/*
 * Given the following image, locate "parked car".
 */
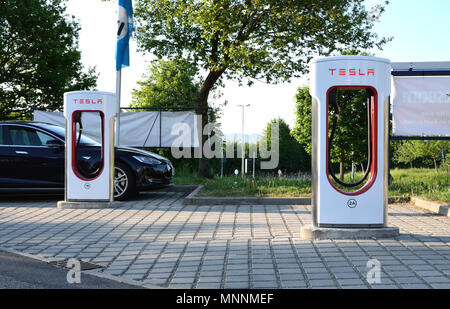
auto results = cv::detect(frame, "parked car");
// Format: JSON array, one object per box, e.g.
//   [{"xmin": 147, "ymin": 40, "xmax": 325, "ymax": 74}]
[{"xmin": 0, "ymin": 121, "xmax": 174, "ymax": 200}]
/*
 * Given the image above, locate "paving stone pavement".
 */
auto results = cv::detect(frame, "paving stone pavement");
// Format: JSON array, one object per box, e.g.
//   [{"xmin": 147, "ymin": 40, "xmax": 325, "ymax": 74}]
[{"xmin": 0, "ymin": 191, "xmax": 449, "ymax": 289}]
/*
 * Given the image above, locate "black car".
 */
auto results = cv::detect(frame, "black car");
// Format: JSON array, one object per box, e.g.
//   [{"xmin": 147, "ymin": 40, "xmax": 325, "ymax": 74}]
[{"xmin": 0, "ymin": 121, "xmax": 174, "ymax": 200}]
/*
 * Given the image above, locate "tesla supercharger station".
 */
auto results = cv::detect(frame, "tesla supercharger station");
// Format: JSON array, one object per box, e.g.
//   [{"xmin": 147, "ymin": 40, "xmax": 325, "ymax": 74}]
[
  {"xmin": 63, "ymin": 91, "xmax": 116, "ymax": 203},
  {"xmin": 309, "ymin": 56, "xmax": 391, "ymax": 228}
]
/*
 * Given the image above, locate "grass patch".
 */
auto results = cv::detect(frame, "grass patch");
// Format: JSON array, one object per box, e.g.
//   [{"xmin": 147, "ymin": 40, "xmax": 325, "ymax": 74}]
[
  {"xmin": 389, "ymin": 168, "xmax": 449, "ymax": 204},
  {"xmin": 173, "ymin": 168, "xmax": 449, "ymax": 203},
  {"xmin": 173, "ymin": 174, "xmax": 311, "ymax": 197}
]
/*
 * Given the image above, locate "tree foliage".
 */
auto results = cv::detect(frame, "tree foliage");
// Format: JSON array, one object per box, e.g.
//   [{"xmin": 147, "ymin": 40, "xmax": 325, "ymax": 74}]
[
  {"xmin": 0, "ymin": 0, "xmax": 97, "ymax": 119},
  {"xmin": 415, "ymin": 140, "xmax": 449, "ymax": 172},
  {"xmin": 292, "ymin": 86, "xmax": 312, "ymax": 153},
  {"xmin": 130, "ymin": 58, "xmax": 224, "ymax": 121},
  {"xmin": 131, "ymin": 58, "xmax": 200, "ymax": 109},
  {"xmin": 393, "ymin": 140, "xmax": 449, "ymax": 172},
  {"xmin": 261, "ymin": 117, "xmax": 309, "ymax": 173},
  {"xmin": 394, "ymin": 140, "xmax": 421, "ymax": 168},
  {"xmin": 134, "ymin": 0, "xmax": 389, "ymax": 84},
  {"xmin": 129, "ymin": 0, "xmax": 389, "ymax": 177}
]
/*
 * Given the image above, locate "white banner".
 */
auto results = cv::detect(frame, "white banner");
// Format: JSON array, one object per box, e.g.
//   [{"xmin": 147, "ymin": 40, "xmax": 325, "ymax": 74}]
[
  {"xmin": 392, "ymin": 76, "xmax": 450, "ymax": 136},
  {"xmin": 34, "ymin": 110, "xmax": 199, "ymax": 148}
]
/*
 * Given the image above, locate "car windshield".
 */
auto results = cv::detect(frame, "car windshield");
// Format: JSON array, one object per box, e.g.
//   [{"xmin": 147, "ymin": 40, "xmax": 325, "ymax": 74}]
[{"xmin": 37, "ymin": 123, "xmax": 100, "ymax": 146}]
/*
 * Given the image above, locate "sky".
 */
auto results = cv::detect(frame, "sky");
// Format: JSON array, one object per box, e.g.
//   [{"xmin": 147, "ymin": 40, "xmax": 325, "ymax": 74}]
[{"xmin": 65, "ymin": 0, "xmax": 450, "ymax": 135}]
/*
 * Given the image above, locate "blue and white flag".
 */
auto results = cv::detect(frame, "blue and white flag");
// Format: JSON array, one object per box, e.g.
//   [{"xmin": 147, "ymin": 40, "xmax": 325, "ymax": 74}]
[{"xmin": 115, "ymin": 0, "xmax": 133, "ymax": 71}]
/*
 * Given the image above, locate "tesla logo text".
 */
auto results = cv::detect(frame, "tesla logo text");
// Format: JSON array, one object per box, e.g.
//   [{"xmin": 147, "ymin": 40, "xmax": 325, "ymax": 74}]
[
  {"xmin": 329, "ymin": 68, "xmax": 375, "ymax": 76},
  {"xmin": 73, "ymin": 99, "xmax": 103, "ymax": 104}
]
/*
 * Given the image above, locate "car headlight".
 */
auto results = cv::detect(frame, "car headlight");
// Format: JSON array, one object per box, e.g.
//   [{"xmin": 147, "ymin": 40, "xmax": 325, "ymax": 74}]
[{"xmin": 132, "ymin": 155, "xmax": 162, "ymax": 165}]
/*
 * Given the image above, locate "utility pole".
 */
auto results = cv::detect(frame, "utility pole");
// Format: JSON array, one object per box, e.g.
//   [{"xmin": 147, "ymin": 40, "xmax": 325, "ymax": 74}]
[
  {"xmin": 252, "ymin": 151, "xmax": 256, "ymax": 178},
  {"xmin": 221, "ymin": 139, "xmax": 225, "ymax": 178},
  {"xmin": 238, "ymin": 104, "xmax": 250, "ymax": 178}
]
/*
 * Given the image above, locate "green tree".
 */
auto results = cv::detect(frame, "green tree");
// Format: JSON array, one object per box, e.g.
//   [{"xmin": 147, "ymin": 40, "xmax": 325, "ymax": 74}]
[
  {"xmin": 131, "ymin": 58, "xmax": 200, "ymax": 109},
  {"xmin": 0, "ymin": 0, "xmax": 97, "ymax": 119},
  {"xmin": 261, "ymin": 118, "xmax": 309, "ymax": 174},
  {"xmin": 131, "ymin": 58, "xmax": 224, "ymax": 121},
  {"xmin": 129, "ymin": 0, "xmax": 389, "ymax": 177},
  {"xmin": 292, "ymin": 87, "xmax": 312, "ymax": 153},
  {"xmin": 394, "ymin": 140, "xmax": 420, "ymax": 168},
  {"xmin": 416, "ymin": 140, "xmax": 450, "ymax": 172}
]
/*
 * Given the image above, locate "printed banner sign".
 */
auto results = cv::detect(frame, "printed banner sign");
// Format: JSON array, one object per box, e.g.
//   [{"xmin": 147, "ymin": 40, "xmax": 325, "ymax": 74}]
[{"xmin": 392, "ymin": 76, "xmax": 450, "ymax": 136}]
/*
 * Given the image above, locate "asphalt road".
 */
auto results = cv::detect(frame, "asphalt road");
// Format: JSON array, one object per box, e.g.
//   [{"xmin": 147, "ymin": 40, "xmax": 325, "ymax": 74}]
[{"xmin": 0, "ymin": 250, "xmax": 141, "ymax": 289}]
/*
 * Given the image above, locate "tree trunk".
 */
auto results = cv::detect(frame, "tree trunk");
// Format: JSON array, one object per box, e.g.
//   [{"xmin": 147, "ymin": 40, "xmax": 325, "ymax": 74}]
[
  {"xmin": 196, "ymin": 69, "xmax": 225, "ymax": 178},
  {"xmin": 410, "ymin": 161, "xmax": 413, "ymax": 169},
  {"xmin": 339, "ymin": 160, "xmax": 344, "ymax": 181},
  {"xmin": 433, "ymin": 158, "xmax": 438, "ymax": 173}
]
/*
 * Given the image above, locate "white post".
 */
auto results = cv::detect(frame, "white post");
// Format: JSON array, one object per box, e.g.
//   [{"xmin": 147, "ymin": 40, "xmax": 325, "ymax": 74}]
[
  {"xmin": 241, "ymin": 105, "xmax": 244, "ymax": 178},
  {"xmin": 115, "ymin": 69, "xmax": 121, "ymax": 146},
  {"xmin": 252, "ymin": 151, "xmax": 256, "ymax": 178},
  {"xmin": 221, "ymin": 139, "xmax": 224, "ymax": 178},
  {"xmin": 238, "ymin": 104, "xmax": 250, "ymax": 178},
  {"xmin": 351, "ymin": 162, "xmax": 355, "ymax": 182}
]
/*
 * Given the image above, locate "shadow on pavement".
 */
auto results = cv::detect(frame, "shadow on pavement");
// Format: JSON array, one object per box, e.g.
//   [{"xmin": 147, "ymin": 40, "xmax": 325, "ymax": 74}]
[{"xmin": 0, "ymin": 250, "xmax": 142, "ymax": 289}]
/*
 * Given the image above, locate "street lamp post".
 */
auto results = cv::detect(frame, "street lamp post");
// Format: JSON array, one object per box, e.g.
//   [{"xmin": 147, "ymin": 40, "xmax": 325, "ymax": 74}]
[{"xmin": 238, "ymin": 104, "xmax": 250, "ymax": 178}]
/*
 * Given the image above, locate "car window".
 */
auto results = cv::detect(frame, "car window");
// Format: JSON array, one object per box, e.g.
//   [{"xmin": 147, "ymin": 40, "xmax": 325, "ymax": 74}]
[
  {"xmin": 38, "ymin": 123, "xmax": 100, "ymax": 146},
  {"xmin": 9, "ymin": 127, "xmax": 39, "ymax": 146},
  {"xmin": 6, "ymin": 126, "xmax": 58, "ymax": 146},
  {"xmin": 36, "ymin": 130, "xmax": 62, "ymax": 146}
]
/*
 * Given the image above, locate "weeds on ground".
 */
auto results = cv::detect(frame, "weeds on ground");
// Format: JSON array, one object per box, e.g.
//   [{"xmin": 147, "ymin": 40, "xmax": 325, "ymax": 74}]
[{"xmin": 173, "ymin": 168, "xmax": 449, "ymax": 203}]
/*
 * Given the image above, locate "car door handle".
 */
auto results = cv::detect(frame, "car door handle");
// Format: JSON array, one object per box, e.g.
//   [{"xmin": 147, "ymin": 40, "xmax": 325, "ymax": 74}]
[{"xmin": 15, "ymin": 151, "xmax": 29, "ymax": 155}]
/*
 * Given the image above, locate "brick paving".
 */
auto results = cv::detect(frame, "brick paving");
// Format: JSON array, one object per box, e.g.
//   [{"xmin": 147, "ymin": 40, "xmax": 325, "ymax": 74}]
[{"xmin": 0, "ymin": 192, "xmax": 449, "ymax": 289}]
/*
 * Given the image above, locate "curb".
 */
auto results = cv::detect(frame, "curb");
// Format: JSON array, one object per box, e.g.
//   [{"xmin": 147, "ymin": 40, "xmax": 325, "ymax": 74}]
[
  {"xmin": 184, "ymin": 196, "xmax": 312, "ymax": 206},
  {"xmin": 411, "ymin": 196, "xmax": 450, "ymax": 217},
  {"xmin": 183, "ymin": 186, "xmax": 410, "ymax": 206},
  {"xmin": 185, "ymin": 185, "xmax": 204, "ymax": 199},
  {"xmin": 0, "ymin": 246, "xmax": 158, "ymax": 289},
  {"xmin": 183, "ymin": 185, "xmax": 310, "ymax": 205},
  {"xmin": 153, "ymin": 185, "xmax": 200, "ymax": 193}
]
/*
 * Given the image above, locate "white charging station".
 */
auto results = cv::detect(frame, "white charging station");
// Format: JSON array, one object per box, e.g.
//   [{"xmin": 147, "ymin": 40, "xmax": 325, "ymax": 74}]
[
  {"xmin": 62, "ymin": 91, "xmax": 116, "ymax": 203},
  {"xmin": 309, "ymin": 56, "xmax": 392, "ymax": 228}
]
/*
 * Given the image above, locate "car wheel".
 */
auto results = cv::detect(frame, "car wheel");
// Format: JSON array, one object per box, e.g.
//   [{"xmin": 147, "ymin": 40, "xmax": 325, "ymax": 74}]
[{"xmin": 114, "ymin": 162, "xmax": 136, "ymax": 201}]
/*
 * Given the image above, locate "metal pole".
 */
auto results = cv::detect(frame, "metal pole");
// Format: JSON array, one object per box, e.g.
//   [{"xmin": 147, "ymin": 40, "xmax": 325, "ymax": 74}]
[
  {"xmin": 115, "ymin": 69, "xmax": 122, "ymax": 146},
  {"xmin": 351, "ymin": 162, "xmax": 355, "ymax": 182},
  {"xmin": 252, "ymin": 151, "xmax": 256, "ymax": 178},
  {"xmin": 388, "ymin": 96, "xmax": 392, "ymax": 185},
  {"xmin": 221, "ymin": 139, "xmax": 224, "ymax": 178},
  {"xmin": 241, "ymin": 105, "xmax": 245, "ymax": 178},
  {"xmin": 238, "ymin": 104, "xmax": 250, "ymax": 178}
]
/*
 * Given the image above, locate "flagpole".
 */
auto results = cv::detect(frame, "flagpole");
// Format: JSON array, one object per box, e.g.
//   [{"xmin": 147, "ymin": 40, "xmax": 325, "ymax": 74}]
[
  {"xmin": 115, "ymin": 0, "xmax": 132, "ymax": 147},
  {"xmin": 115, "ymin": 69, "xmax": 121, "ymax": 146}
]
